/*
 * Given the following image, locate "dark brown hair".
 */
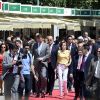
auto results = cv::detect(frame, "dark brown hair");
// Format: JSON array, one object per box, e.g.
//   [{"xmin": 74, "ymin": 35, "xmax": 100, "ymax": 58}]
[
  {"xmin": 0, "ymin": 43, "xmax": 8, "ymax": 53},
  {"xmin": 60, "ymin": 41, "xmax": 67, "ymax": 50}
]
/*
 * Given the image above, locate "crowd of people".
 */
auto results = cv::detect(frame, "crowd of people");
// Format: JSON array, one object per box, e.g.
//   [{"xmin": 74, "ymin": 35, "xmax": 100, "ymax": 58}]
[{"xmin": 0, "ymin": 32, "xmax": 100, "ymax": 100}]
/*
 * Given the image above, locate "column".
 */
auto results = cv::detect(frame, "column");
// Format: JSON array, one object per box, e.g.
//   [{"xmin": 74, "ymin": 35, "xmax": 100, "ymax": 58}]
[{"xmin": 51, "ymin": 25, "xmax": 59, "ymax": 41}]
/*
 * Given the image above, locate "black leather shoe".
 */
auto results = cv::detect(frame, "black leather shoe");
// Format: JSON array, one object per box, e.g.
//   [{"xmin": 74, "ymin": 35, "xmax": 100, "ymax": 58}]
[
  {"xmin": 46, "ymin": 91, "xmax": 49, "ymax": 94},
  {"xmin": 41, "ymin": 93, "xmax": 45, "ymax": 98},
  {"xmin": 49, "ymin": 92, "xmax": 52, "ymax": 96},
  {"xmin": 35, "ymin": 94, "xmax": 40, "ymax": 98}
]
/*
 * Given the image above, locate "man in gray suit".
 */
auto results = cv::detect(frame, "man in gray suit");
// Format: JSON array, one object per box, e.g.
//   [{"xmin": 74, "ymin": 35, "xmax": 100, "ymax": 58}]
[
  {"xmin": 32, "ymin": 34, "xmax": 50, "ymax": 98},
  {"xmin": 86, "ymin": 47, "xmax": 100, "ymax": 100}
]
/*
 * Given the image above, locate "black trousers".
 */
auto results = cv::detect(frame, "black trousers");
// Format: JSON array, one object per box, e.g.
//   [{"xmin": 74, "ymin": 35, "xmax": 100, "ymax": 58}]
[
  {"xmin": 30, "ymin": 72, "xmax": 36, "ymax": 94},
  {"xmin": 4, "ymin": 73, "xmax": 14, "ymax": 100},
  {"xmin": 47, "ymin": 62, "xmax": 55, "ymax": 93},
  {"xmin": 74, "ymin": 70, "xmax": 85, "ymax": 99},
  {"xmin": 18, "ymin": 74, "xmax": 31, "ymax": 100},
  {"xmin": 93, "ymin": 78, "xmax": 100, "ymax": 100}
]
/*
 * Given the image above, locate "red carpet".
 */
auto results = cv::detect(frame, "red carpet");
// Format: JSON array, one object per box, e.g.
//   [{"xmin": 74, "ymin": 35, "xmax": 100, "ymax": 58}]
[{"xmin": 29, "ymin": 90, "xmax": 75, "ymax": 100}]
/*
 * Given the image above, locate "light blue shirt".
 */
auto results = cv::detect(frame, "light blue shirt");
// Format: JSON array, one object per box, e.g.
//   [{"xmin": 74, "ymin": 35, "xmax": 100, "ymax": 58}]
[{"xmin": 21, "ymin": 53, "xmax": 32, "ymax": 75}]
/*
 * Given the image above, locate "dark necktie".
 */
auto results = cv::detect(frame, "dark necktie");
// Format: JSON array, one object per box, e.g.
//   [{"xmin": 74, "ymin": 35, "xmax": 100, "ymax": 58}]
[{"xmin": 80, "ymin": 56, "xmax": 85, "ymax": 71}]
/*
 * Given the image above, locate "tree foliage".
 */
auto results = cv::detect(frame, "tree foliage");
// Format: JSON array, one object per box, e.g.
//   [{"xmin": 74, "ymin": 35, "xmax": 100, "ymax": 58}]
[{"xmin": 3, "ymin": 0, "xmax": 100, "ymax": 9}]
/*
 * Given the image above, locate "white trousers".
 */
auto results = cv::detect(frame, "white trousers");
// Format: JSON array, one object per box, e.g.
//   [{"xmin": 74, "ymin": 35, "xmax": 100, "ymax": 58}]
[{"xmin": 57, "ymin": 64, "xmax": 68, "ymax": 96}]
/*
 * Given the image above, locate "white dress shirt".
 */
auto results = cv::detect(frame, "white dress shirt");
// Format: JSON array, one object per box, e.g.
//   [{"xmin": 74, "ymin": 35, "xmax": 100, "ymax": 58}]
[
  {"xmin": 95, "ymin": 59, "xmax": 100, "ymax": 79},
  {"xmin": 89, "ymin": 45, "xmax": 92, "ymax": 54},
  {"xmin": 49, "ymin": 43, "xmax": 54, "ymax": 54},
  {"xmin": 38, "ymin": 42, "xmax": 43, "ymax": 55},
  {"xmin": 68, "ymin": 43, "xmax": 72, "ymax": 52},
  {"xmin": 77, "ymin": 56, "xmax": 83, "ymax": 70},
  {"xmin": 13, "ymin": 54, "xmax": 18, "ymax": 74},
  {"xmin": 84, "ymin": 52, "xmax": 90, "ymax": 62}
]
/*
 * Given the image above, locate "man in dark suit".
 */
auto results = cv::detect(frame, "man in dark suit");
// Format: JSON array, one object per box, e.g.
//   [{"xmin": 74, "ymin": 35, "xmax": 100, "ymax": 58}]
[
  {"xmin": 74, "ymin": 44, "xmax": 93, "ymax": 100},
  {"xmin": 32, "ymin": 34, "xmax": 50, "ymax": 98},
  {"xmin": 46, "ymin": 36, "xmax": 59, "ymax": 95},
  {"xmin": 86, "ymin": 47, "xmax": 100, "ymax": 100},
  {"xmin": 87, "ymin": 39, "xmax": 97, "ymax": 56},
  {"xmin": 66, "ymin": 35, "xmax": 78, "ymax": 91},
  {"xmin": 74, "ymin": 48, "xmax": 84, "ymax": 100}
]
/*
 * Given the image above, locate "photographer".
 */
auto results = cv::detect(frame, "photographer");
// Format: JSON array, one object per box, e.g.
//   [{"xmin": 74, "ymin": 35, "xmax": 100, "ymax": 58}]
[
  {"xmin": 2, "ymin": 43, "xmax": 18, "ymax": 100},
  {"xmin": 18, "ymin": 43, "xmax": 37, "ymax": 100},
  {"xmin": 11, "ymin": 46, "xmax": 23, "ymax": 100}
]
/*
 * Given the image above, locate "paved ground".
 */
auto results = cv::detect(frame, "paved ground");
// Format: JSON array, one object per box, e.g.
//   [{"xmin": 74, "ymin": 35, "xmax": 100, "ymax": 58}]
[
  {"xmin": 0, "ymin": 96, "xmax": 4, "ymax": 100},
  {"xmin": 0, "ymin": 80, "xmax": 75, "ymax": 100}
]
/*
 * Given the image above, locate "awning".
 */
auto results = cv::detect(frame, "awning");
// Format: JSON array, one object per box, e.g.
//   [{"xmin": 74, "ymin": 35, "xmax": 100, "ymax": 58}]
[
  {"xmin": 9, "ymin": 17, "xmax": 65, "ymax": 24},
  {"xmin": 24, "ymin": 23, "xmax": 51, "ymax": 28},
  {"xmin": 93, "ymin": 20, "xmax": 100, "ymax": 27},
  {"xmin": 58, "ymin": 24, "xmax": 65, "ymax": 29},
  {"xmin": 67, "ymin": 25, "xmax": 74, "ymax": 30},
  {"xmin": 0, "ymin": 23, "xmax": 13, "ymax": 31},
  {"xmin": 0, "ymin": 16, "xmax": 81, "ymax": 30},
  {"xmin": 9, "ymin": 17, "xmax": 66, "ymax": 29},
  {"xmin": 74, "ymin": 26, "xmax": 81, "ymax": 31},
  {"xmin": 0, "ymin": 17, "xmax": 10, "ymax": 22},
  {"xmin": 13, "ymin": 22, "xmax": 24, "ymax": 29},
  {"xmin": 80, "ymin": 20, "xmax": 95, "ymax": 26},
  {"xmin": 12, "ymin": 22, "xmax": 51, "ymax": 29}
]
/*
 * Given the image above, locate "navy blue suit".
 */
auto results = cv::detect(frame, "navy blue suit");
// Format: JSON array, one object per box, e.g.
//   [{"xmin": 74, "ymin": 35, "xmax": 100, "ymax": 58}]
[
  {"xmin": 50, "ymin": 43, "xmax": 59, "ymax": 69},
  {"xmin": 67, "ymin": 43, "xmax": 78, "ymax": 90},
  {"xmin": 47, "ymin": 43, "xmax": 59, "ymax": 94},
  {"xmin": 74, "ymin": 54, "xmax": 94, "ymax": 99},
  {"xmin": 68, "ymin": 43, "xmax": 78, "ymax": 74}
]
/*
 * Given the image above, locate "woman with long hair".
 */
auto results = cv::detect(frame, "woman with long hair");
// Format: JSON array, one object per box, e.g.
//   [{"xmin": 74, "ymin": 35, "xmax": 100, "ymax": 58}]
[
  {"xmin": 57, "ymin": 41, "xmax": 72, "ymax": 98},
  {"xmin": 0, "ymin": 43, "xmax": 7, "ymax": 95}
]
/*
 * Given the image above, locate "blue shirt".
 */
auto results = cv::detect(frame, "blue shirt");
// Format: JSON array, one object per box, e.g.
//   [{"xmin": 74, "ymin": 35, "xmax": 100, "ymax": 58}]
[{"xmin": 21, "ymin": 53, "xmax": 32, "ymax": 75}]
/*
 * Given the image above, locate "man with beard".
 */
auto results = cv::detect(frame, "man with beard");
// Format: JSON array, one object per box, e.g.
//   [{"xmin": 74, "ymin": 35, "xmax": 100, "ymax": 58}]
[{"xmin": 18, "ymin": 43, "xmax": 36, "ymax": 100}]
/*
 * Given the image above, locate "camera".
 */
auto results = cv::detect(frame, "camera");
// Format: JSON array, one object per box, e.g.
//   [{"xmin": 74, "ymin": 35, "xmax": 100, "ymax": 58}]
[
  {"xmin": 16, "ymin": 53, "xmax": 23, "ymax": 66},
  {"xmin": 16, "ymin": 54, "xmax": 23, "ymax": 74},
  {"xmin": 16, "ymin": 60, "xmax": 22, "ymax": 66}
]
